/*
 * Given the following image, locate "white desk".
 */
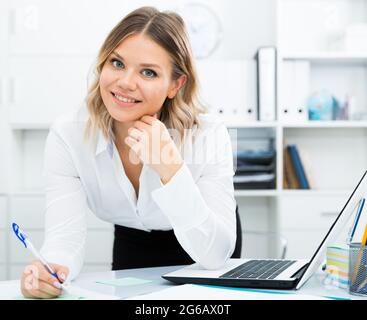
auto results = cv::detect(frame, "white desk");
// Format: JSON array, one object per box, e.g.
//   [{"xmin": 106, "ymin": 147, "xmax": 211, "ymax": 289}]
[{"xmin": 1, "ymin": 265, "xmax": 365, "ymax": 300}]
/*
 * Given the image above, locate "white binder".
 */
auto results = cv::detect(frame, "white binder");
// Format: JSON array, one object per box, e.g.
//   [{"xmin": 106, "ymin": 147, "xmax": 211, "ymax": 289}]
[
  {"xmin": 257, "ymin": 47, "xmax": 276, "ymax": 121},
  {"xmin": 279, "ymin": 60, "xmax": 310, "ymax": 123},
  {"xmin": 241, "ymin": 59, "xmax": 258, "ymax": 122},
  {"xmin": 196, "ymin": 59, "xmax": 257, "ymax": 123}
]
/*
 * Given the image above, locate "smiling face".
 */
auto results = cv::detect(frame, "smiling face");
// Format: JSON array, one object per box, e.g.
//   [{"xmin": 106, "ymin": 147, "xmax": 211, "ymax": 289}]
[{"xmin": 99, "ymin": 33, "xmax": 185, "ymax": 124}]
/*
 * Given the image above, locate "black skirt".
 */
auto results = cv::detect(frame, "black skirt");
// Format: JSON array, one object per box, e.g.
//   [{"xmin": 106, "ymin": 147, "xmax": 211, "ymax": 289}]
[{"xmin": 112, "ymin": 224, "xmax": 195, "ymax": 270}]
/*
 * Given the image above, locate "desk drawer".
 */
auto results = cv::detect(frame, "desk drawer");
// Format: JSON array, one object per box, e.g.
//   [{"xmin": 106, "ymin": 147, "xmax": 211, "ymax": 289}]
[
  {"xmin": 283, "ymin": 230, "xmax": 326, "ymax": 259},
  {"xmin": 0, "ymin": 231, "xmax": 6, "ymax": 263},
  {"xmin": 0, "ymin": 265, "xmax": 6, "ymax": 281},
  {"xmin": 278, "ymin": 195, "xmax": 347, "ymax": 230},
  {"xmin": 81, "ymin": 264, "xmax": 111, "ymax": 274},
  {"xmin": 0, "ymin": 197, "xmax": 7, "ymax": 228},
  {"xmin": 10, "ymin": 196, "xmax": 45, "ymax": 229},
  {"xmin": 9, "ymin": 265, "xmax": 24, "ymax": 280},
  {"xmin": 85, "ymin": 230, "xmax": 113, "ymax": 264}
]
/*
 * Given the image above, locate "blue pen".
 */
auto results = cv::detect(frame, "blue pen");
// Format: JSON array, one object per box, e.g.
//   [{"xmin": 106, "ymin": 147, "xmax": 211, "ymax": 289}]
[
  {"xmin": 347, "ymin": 198, "xmax": 365, "ymax": 244},
  {"xmin": 12, "ymin": 223, "xmax": 68, "ymax": 291}
]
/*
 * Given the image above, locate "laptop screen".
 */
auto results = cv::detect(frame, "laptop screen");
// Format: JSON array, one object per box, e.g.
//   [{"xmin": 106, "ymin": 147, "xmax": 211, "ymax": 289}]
[{"xmin": 296, "ymin": 170, "xmax": 367, "ymax": 289}]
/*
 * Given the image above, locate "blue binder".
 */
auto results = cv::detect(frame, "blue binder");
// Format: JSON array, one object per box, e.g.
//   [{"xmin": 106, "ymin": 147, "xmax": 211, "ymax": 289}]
[{"xmin": 287, "ymin": 145, "xmax": 310, "ymax": 189}]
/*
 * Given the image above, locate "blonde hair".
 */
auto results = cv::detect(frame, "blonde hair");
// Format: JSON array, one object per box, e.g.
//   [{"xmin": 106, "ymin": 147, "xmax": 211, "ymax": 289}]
[{"xmin": 85, "ymin": 6, "xmax": 207, "ymax": 143}]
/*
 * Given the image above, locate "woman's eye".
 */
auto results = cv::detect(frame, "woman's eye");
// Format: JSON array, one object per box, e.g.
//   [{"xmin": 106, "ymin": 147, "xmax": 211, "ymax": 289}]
[
  {"xmin": 110, "ymin": 59, "xmax": 124, "ymax": 69},
  {"xmin": 142, "ymin": 69, "xmax": 157, "ymax": 78}
]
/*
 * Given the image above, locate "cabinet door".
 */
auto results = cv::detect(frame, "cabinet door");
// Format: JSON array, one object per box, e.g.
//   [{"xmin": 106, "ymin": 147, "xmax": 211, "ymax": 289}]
[
  {"xmin": 279, "ymin": 195, "xmax": 347, "ymax": 230},
  {"xmin": 0, "ymin": 265, "xmax": 6, "ymax": 281},
  {"xmin": 10, "ymin": 195, "xmax": 45, "ymax": 229},
  {"xmin": 242, "ymin": 231, "xmax": 286, "ymax": 259},
  {"xmin": 279, "ymin": 195, "xmax": 349, "ymax": 259},
  {"xmin": 9, "ymin": 265, "xmax": 24, "ymax": 280},
  {"xmin": 85, "ymin": 230, "xmax": 113, "ymax": 264},
  {"xmin": 282, "ymin": 230, "xmax": 326, "ymax": 259},
  {"xmin": 284, "ymin": 228, "xmax": 349, "ymax": 260},
  {"xmin": 81, "ymin": 264, "xmax": 111, "ymax": 274},
  {"xmin": 0, "ymin": 230, "xmax": 6, "ymax": 263},
  {"xmin": 0, "ymin": 196, "xmax": 7, "ymax": 228},
  {"xmin": 8, "ymin": 56, "xmax": 93, "ymax": 125}
]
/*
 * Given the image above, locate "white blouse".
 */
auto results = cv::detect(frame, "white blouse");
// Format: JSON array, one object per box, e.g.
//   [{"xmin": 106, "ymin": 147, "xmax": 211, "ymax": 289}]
[{"xmin": 40, "ymin": 107, "xmax": 236, "ymax": 280}]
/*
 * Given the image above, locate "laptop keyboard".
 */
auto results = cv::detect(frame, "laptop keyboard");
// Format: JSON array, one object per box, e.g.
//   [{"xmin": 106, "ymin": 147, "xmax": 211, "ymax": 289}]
[{"xmin": 219, "ymin": 260, "xmax": 296, "ymax": 280}]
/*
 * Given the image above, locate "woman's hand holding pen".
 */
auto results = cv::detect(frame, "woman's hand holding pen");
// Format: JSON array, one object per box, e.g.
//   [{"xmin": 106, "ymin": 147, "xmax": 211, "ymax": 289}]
[
  {"xmin": 124, "ymin": 114, "xmax": 183, "ymax": 184},
  {"xmin": 21, "ymin": 260, "xmax": 69, "ymax": 299}
]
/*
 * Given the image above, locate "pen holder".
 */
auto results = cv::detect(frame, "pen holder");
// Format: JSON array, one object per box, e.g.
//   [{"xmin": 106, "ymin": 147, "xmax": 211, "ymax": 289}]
[{"xmin": 349, "ymin": 243, "xmax": 367, "ymax": 296}]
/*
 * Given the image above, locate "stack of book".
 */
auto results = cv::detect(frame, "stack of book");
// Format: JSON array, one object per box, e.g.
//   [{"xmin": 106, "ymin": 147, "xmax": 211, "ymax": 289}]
[
  {"xmin": 233, "ymin": 149, "xmax": 276, "ymax": 190},
  {"xmin": 283, "ymin": 144, "xmax": 310, "ymax": 189},
  {"xmin": 325, "ymin": 244, "xmax": 349, "ymax": 289}
]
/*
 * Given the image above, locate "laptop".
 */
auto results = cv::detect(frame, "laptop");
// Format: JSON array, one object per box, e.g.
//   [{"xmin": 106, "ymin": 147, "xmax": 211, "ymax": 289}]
[{"xmin": 162, "ymin": 170, "xmax": 367, "ymax": 290}]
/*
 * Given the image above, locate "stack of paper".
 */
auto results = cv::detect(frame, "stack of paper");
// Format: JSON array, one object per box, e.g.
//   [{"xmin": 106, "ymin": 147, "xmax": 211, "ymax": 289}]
[{"xmin": 325, "ymin": 244, "xmax": 349, "ymax": 289}]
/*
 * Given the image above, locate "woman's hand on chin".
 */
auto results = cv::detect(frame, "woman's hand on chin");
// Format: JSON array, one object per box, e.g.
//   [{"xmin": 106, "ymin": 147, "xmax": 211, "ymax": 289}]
[{"xmin": 124, "ymin": 114, "xmax": 183, "ymax": 184}]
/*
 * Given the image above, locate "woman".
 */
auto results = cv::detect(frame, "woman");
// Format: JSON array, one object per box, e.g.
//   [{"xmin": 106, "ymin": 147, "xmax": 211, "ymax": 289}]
[{"xmin": 21, "ymin": 6, "xmax": 236, "ymax": 299}]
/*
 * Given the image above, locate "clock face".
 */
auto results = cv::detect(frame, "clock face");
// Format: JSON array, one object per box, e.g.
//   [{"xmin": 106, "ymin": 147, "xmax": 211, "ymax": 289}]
[{"xmin": 178, "ymin": 3, "xmax": 222, "ymax": 59}]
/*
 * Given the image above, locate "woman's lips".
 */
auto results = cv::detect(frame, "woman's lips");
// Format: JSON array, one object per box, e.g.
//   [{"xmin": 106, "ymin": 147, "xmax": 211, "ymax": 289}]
[{"xmin": 111, "ymin": 92, "xmax": 141, "ymax": 108}]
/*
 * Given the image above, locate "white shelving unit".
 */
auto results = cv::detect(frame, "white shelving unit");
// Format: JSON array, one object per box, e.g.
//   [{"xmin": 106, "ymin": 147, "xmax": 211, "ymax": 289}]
[
  {"xmin": 235, "ymin": 0, "xmax": 367, "ymax": 260},
  {"xmin": 234, "ymin": 190, "xmax": 278, "ymax": 197},
  {"xmin": 225, "ymin": 121, "xmax": 277, "ymax": 129},
  {"xmin": 274, "ymin": 0, "xmax": 367, "ymax": 258},
  {"xmin": 282, "ymin": 51, "xmax": 367, "ymax": 63},
  {"xmin": 1, "ymin": 0, "xmax": 367, "ymax": 280}
]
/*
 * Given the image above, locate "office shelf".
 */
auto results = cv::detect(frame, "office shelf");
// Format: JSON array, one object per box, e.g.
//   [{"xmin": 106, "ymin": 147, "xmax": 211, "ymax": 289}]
[
  {"xmin": 233, "ymin": 189, "xmax": 352, "ymax": 198},
  {"xmin": 281, "ymin": 51, "xmax": 367, "ymax": 64},
  {"xmin": 234, "ymin": 190, "xmax": 278, "ymax": 197},
  {"xmin": 281, "ymin": 121, "xmax": 367, "ymax": 129},
  {"xmin": 281, "ymin": 189, "xmax": 351, "ymax": 197},
  {"xmin": 225, "ymin": 121, "xmax": 277, "ymax": 128}
]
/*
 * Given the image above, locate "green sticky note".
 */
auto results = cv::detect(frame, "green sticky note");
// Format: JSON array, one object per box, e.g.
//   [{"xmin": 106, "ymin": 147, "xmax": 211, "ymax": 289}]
[
  {"xmin": 15, "ymin": 293, "xmax": 86, "ymax": 300},
  {"xmin": 96, "ymin": 277, "xmax": 153, "ymax": 287}
]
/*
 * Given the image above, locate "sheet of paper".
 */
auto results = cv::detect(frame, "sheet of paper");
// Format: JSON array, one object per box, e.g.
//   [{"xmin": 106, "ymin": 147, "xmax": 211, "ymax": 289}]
[
  {"xmin": 44, "ymin": 285, "xmax": 120, "ymax": 300},
  {"xmin": 15, "ymin": 292, "xmax": 85, "ymax": 300},
  {"xmin": 96, "ymin": 277, "xmax": 153, "ymax": 287},
  {"xmin": 128, "ymin": 284, "xmax": 332, "ymax": 300},
  {"xmin": 0, "ymin": 280, "xmax": 120, "ymax": 300}
]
